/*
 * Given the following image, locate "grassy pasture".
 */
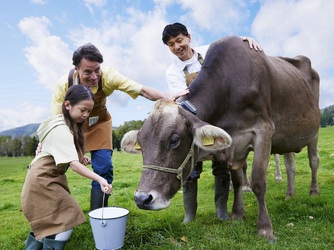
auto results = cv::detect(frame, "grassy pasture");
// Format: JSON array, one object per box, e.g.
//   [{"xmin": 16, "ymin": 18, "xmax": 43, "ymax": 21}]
[{"xmin": 0, "ymin": 126, "xmax": 333, "ymax": 249}]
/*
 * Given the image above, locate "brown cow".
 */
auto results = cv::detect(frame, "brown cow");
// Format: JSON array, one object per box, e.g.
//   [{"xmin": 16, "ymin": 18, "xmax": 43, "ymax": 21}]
[{"xmin": 121, "ymin": 36, "xmax": 320, "ymax": 242}]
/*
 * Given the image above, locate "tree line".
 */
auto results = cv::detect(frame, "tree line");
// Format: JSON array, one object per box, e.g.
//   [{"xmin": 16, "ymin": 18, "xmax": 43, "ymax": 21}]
[
  {"xmin": 0, "ymin": 135, "xmax": 39, "ymax": 157},
  {"xmin": 0, "ymin": 120, "xmax": 144, "ymax": 157},
  {"xmin": 320, "ymin": 108, "xmax": 334, "ymax": 127},
  {"xmin": 112, "ymin": 120, "xmax": 144, "ymax": 151}
]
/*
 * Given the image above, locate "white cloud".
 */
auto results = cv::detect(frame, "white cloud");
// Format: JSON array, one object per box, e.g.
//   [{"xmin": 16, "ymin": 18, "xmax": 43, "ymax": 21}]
[
  {"xmin": 84, "ymin": 0, "xmax": 107, "ymax": 14},
  {"xmin": 176, "ymin": 0, "xmax": 253, "ymax": 35},
  {"xmin": 0, "ymin": 104, "xmax": 48, "ymax": 132},
  {"xmin": 253, "ymin": 0, "xmax": 334, "ymax": 67},
  {"xmin": 31, "ymin": 0, "xmax": 47, "ymax": 4},
  {"xmin": 252, "ymin": 0, "xmax": 334, "ymax": 109},
  {"xmin": 84, "ymin": 0, "xmax": 107, "ymax": 7},
  {"xmin": 18, "ymin": 16, "xmax": 73, "ymax": 91}
]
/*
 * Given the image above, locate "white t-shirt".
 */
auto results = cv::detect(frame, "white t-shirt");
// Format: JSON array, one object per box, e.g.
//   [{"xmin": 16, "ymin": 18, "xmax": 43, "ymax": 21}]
[{"xmin": 166, "ymin": 45, "xmax": 210, "ymax": 94}]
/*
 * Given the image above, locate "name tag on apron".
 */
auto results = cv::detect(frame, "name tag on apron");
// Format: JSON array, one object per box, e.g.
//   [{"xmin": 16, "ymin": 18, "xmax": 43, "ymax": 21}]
[{"xmin": 89, "ymin": 116, "xmax": 99, "ymax": 127}]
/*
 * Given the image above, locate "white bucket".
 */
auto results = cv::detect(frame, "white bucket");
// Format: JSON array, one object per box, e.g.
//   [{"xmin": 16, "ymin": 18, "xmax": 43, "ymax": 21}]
[{"xmin": 88, "ymin": 207, "xmax": 129, "ymax": 250}]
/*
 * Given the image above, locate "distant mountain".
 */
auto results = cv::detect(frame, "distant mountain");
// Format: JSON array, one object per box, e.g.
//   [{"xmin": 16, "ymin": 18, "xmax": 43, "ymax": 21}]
[
  {"xmin": 0, "ymin": 123, "xmax": 119, "ymax": 138},
  {"xmin": 0, "ymin": 123, "xmax": 40, "ymax": 138}
]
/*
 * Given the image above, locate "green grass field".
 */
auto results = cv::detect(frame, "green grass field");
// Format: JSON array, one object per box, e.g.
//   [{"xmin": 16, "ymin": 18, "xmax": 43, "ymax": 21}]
[{"xmin": 1, "ymin": 126, "xmax": 333, "ymax": 249}]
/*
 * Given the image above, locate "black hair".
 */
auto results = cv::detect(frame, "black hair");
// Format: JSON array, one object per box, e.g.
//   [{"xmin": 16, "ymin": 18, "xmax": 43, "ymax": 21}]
[
  {"xmin": 162, "ymin": 22, "xmax": 189, "ymax": 45},
  {"xmin": 72, "ymin": 43, "xmax": 104, "ymax": 67},
  {"xmin": 62, "ymin": 85, "xmax": 94, "ymax": 161}
]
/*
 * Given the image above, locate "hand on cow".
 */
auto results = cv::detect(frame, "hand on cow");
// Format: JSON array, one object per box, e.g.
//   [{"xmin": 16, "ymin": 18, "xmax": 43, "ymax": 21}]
[
  {"xmin": 172, "ymin": 89, "xmax": 190, "ymax": 102},
  {"xmin": 35, "ymin": 142, "xmax": 42, "ymax": 156},
  {"xmin": 241, "ymin": 36, "xmax": 263, "ymax": 51},
  {"xmin": 82, "ymin": 156, "xmax": 91, "ymax": 166}
]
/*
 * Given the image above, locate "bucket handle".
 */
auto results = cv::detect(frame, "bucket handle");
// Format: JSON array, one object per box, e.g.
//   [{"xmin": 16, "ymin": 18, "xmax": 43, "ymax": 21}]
[{"xmin": 101, "ymin": 189, "xmax": 107, "ymax": 227}]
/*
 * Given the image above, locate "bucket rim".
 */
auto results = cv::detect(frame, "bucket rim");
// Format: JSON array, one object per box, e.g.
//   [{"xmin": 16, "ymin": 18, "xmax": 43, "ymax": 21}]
[{"xmin": 88, "ymin": 206, "xmax": 129, "ymax": 220}]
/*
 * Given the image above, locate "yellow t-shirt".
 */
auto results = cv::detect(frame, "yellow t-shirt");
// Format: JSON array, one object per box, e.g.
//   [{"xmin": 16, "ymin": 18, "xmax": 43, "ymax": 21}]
[{"xmin": 51, "ymin": 66, "xmax": 143, "ymax": 115}]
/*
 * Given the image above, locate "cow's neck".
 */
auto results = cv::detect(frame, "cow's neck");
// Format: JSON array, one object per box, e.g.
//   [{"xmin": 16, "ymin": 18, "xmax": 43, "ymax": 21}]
[{"xmin": 184, "ymin": 73, "xmax": 224, "ymax": 124}]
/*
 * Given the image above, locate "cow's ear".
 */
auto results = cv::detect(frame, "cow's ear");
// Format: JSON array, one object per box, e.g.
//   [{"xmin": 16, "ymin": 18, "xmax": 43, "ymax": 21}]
[
  {"xmin": 121, "ymin": 130, "xmax": 142, "ymax": 154},
  {"xmin": 178, "ymin": 106, "xmax": 232, "ymax": 151},
  {"xmin": 193, "ymin": 124, "xmax": 232, "ymax": 152}
]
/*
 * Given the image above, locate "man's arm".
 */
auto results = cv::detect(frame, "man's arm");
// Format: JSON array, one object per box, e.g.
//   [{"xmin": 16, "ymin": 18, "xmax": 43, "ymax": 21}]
[
  {"xmin": 139, "ymin": 86, "xmax": 170, "ymax": 101},
  {"xmin": 139, "ymin": 86, "xmax": 189, "ymax": 101}
]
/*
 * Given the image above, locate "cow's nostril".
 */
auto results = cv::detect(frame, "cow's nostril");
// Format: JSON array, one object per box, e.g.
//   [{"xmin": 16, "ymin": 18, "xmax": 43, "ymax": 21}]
[
  {"xmin": 143, "ymin": 194, "xmax": 153, "ymax": 206},
  {"xmin": 134, "ymin": 193, "xmax": 153, "ymax": 209}
]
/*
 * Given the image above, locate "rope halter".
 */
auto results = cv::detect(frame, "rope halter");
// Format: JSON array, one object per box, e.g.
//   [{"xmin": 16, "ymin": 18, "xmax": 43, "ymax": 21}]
[{"xmin": 142, "ymin": 142, "xmax": 195, "ymax": 187}]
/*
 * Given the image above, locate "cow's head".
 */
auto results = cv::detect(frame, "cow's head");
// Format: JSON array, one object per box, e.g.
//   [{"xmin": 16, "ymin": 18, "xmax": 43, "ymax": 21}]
[{"xmin": 121, "ymin": 98, "xmax": 232, "ymax": 210}]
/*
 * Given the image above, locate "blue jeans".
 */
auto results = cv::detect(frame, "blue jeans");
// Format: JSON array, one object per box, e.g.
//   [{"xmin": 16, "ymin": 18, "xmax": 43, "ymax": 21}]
[{"xmin": 91, "ymin": 149, "xmax": 114, "ymax": 190}]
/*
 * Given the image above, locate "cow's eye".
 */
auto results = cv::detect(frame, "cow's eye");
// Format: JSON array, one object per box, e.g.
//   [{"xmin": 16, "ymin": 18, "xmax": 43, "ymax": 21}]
[{"xmin": 170, "ymin": 134, "xmax": 180, "ymax": 148}]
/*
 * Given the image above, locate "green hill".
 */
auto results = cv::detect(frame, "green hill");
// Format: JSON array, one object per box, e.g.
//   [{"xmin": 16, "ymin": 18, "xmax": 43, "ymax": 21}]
[
  {"xmin": 0, "ymin": 123, "xmax": 40, "ymax": 138},
  {"xmin": 0, "ymin": 123, "xmax": 119, "ymax": 138}
]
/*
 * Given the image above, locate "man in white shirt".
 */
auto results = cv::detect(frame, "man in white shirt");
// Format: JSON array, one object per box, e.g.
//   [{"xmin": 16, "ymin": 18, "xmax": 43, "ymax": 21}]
[{"xmin": 162, "ymin": 22, "xmax": 262, "ymax": 223}]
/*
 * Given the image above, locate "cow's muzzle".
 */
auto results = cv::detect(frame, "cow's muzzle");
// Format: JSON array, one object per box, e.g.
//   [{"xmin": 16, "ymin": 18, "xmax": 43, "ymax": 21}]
[{"xmin": 134, "ymin": 192, "xmax": 153, "ymax": 210}]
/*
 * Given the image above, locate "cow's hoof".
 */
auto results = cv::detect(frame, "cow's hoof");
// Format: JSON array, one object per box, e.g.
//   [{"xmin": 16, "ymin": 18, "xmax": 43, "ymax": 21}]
[
  {"xmin": 268, "ymin": 234, "xmax": 277, "ymax": 244},
  {"xmin": 275, "ymin": 177, "xmax": 283, "ymax": 182},
  {"xmin": 310, "ymin": 188, "xmax": 320, "ymax": 196},
  {"xmin": 216, "ymin": 210, "xmax": 229, "ymax": 220},
  {"xmin": 285, "ymin": 193, "xmax": 295, "ymax": 200},
  {"xmin": 217, "ymin": 215, "xmax": 229, "ymax": 221},
  {"xmin": 231, "ymin": 213, "xmax": 245, "ymax": 220},
  {"xmin": 182, "ymin": 215, "xmax": 195, "ymax": 224},
  {"xmin": 258, "ymin": 229, "xmax": 276, "ymax": 243}
]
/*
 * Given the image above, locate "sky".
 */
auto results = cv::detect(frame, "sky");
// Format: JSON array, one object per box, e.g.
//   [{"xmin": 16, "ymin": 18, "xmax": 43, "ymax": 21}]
[{"xmin": 1, "ymin": 0, "xmax": 333, "ymax": 132}]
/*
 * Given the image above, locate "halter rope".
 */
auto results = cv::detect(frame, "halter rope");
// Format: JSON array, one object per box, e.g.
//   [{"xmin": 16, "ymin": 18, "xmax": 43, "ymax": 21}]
[{"xmin": 142, "ymin": 142, "xmax": 195, "ymax": 187}]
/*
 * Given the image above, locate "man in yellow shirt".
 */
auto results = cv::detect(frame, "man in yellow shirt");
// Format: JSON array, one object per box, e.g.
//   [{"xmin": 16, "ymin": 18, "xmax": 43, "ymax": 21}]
[{"xmin": 51, "ymin": 43, "xmax": 181, "ymax": 210}]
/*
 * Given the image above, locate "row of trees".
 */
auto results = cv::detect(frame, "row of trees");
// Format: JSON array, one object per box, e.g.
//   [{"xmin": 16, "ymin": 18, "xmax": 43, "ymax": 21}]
[
  {"xmin": 0, "ymin": 136, "xmax": 39, "ymax": 157},
  {"xmin": 112, "ymin": 120, "xmax": 144, "ymax": 150},
  {"xmin": 0, "ymin": 120, "xmax": 144, "ymax": 157},
  {"xmin": 320, "ymin": 108, "xmax": 334, "ymax": 127}
]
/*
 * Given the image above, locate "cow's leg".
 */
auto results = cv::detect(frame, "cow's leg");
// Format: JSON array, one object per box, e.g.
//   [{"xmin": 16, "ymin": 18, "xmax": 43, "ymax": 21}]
[
  {"xmin": 230, "ymin": 168, "xmax": 245, "ymax": 220},
  {"xmin": 242, "ymin": 162, "xmax": 252, "ymax": 192},
  {"xmin": 307, "ymin": 137, "xmax": 320, "ymax": 196},
  {"xmin": 230, "ymin": 162, "xmax": 251, "ymax": 192},
  {"xmin": 251, "ymin": 137, "xmax": 276, "ymax": 242},
  {"xmin": 274, "ymin": 154, "xmax": 282, "ymax": 182},
  {"xmin": 182, "ymin": 162, "xmax": 202, "ymax": 223},
  {"xmin": 212, "ymin": 160, "xmax": 230, "ymax": 220},
  {"xmin": 284, "ymin": 153, "xmax": 296, "ymax": 198}
]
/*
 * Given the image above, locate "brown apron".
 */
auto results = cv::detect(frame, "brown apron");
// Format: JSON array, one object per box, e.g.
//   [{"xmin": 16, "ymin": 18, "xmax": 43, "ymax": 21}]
[
  {"xmin": 68, "ymin": 70, "xmax": 113, "ymax": 152},
  {"xmin": 183, "ymin": 53, "xmax": 204, "ymax": 86},
  {"xmin": 82, "ymin": 89, "xmax": 112, "ymax": 151},
  {"xmin": 21, "ymin": 156, "xmax": 86, "ymax": 240}
]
